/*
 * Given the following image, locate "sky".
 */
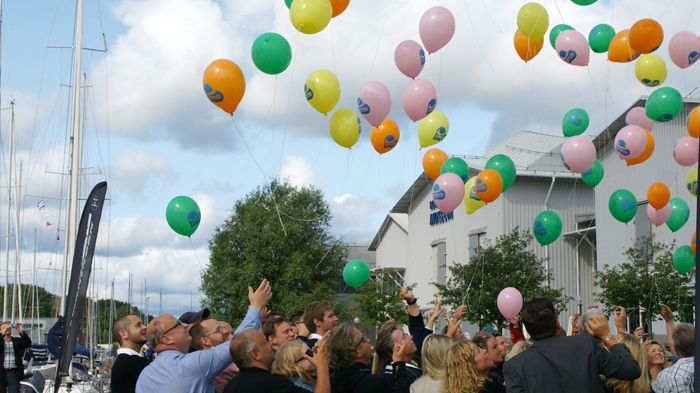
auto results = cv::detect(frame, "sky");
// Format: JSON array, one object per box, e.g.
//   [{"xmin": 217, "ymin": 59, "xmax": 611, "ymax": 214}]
[{"xmin": 0, "ymin": 0, "xmax": 698, "ymax": 319}]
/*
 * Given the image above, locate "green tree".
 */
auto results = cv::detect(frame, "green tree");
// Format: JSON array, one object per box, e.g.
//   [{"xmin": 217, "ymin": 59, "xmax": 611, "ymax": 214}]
[
  {"xmin": 201, "ymin": 180, "xmax": 346, "ymax": 324},
  {"xmin": 595, "ymin": 235, "xmax": 694, "ymax": 329},
  {"xmin": 434, "ymin": 228, "xmax": 570, "ymax": 329},
  {"xmin": 348, "ymin": 270, "xmax": 410, "ymax": 327}
]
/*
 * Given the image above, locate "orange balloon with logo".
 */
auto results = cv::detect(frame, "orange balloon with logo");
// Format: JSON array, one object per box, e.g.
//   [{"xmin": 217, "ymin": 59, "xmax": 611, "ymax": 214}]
[
  {"xmin": 608, "ymin": 30, "xmax": 640, "ymax": 63},
  {"xmin": 370, "ymin": 118, "xmax": 400, "ymax": 155},
  {"xmin": 647, "ymin": 182, "xmax": 670, "ymax": 210},
  {"xmin": 514, "ymin": 29, "xmax": 544, "ymax": 62},
  {"xmin": 626, "ymin": 130, "xmax": 655, "ymax": 166},
  {"xmin": 330, "ymin": 0, "xmax": 350, "ymax": 17},
  {"xmin": 689, "ymin": 106, "xmax": 699, "ymax": 138},
  {"xmin": 203, "ymin": 59, "xmax": 246, "ymax": 115},
  {"xmin": 423, "ymin": 148, "xmax": 449, "ymax": 180},
  {"xmin": 629, "ymin": 19, "xmax": 663, "ymax": 54},
  {"xmin": 475, "ymin": 169, "xmax": 503, "ymax": 204}
]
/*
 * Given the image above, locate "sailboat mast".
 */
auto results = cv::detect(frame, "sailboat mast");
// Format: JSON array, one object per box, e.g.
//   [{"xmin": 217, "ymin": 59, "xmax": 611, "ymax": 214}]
[
  {"xmin": 14, "ymin": 158, "xmax": 22, "ymax": 323},
  {"xmin": 0, "ymin": 0, "xmax": 6, "ymax": 324},
  {"xmin": 60, "ymin": 0, "xmax": 85, "ymax": 315},
  {"xmin": 5, "ymin": 100, "xmax": 14, "ymax": 322}
]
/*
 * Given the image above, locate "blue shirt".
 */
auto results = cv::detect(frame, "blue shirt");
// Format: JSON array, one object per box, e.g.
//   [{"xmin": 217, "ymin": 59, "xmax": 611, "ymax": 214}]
[{"xmin": 136, "ymin": 306, "xmax": 261, "ymax": 393}]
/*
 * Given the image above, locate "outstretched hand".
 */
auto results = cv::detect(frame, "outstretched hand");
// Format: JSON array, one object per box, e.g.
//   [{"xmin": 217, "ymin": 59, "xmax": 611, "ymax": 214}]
[
  {"xmin": 426, "ymin": 299, "xmax": 445, "ymax": 329},
  {"xmin": 248, "ymin": 279, "xmax": 272, "ymax": 310},
  {"xmin": 661, "ymin": 304, "xmax": 674, "ymax": 322},
  {"xmin": 392, "ymin": 341, "xmax": 407, "ymax": 362},
  {"xmin": 399, "ymin": 287, "xmax": 415, "ymax": 303}
]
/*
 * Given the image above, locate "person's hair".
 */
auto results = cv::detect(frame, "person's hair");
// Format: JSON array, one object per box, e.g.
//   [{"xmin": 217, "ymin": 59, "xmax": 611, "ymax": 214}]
[
  {"xmin": 604, "ymin": 334, "xmax": 651, "ymax": 393},
  {"xmin": 288, "ymin": 311, "xmax": 304, "ymax": 325},
  {"xmin": 262, "ymin": 315, "xmax": 286, "ymax": 341},
  {"xmin": 673, "ymin": 323, "xmax": 695, "ymax": 357},
  {"xmin": 505, "ymin": 340, "xmax": 530, "ymax": 361},
  {"xmin": 421, "ymin": 334, "xmax": 452, "ymax": 380},
  {"xmin": 303, "ymin": 301, "xmax": 332, "ymax": 333},
  {"xmin": 188, "ymin": 322, "xmax": 206, "ymax": 352},
  {"xmin": 444, "ymin": 340, "xmax": 486, "ymax": 393},
  {"xmin": 643, "ymin": 340, "xmax": 667, "ymax": 372},
  {"xmin": 146, "ymin": 318, "xmax": 168, "ymax": 348},
  {"xmin": 327, "ymin": 323, "xmax": 359, "ymax": 369},
  {"xmin": 271, "ymin": 340, "xmax": 314, "ymax": 383},
  {"xmin": 229, "ymin": 330, "xmax": 261, "ymax": 368},
  {"xmin": 578, "ymin": 307, "xmax": 605, "ymax": 333},
  {"xmin": 112, "ymin": 315, "xmax": 132, "ymax": 345},
  {"xmin": 472, "ymin": 332, "xmax": 494, "ymax": 350},
  {"xmin": 372, "ymin": 321, "xmax": 402, "ymax": 373},
  {"xmin": 521, "ymin": 298, "xmax": 558, "ymax": 340}
]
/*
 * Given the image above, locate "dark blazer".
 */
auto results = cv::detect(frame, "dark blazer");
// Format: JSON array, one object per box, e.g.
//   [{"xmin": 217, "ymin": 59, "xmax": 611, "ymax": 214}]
[
  {"xmin": 0, "ymin": 332, "xmax": 32, "ymax": 379},
  {"xmin": 503, "ymin": 335, "xmax": 641, "ymax": 393}
]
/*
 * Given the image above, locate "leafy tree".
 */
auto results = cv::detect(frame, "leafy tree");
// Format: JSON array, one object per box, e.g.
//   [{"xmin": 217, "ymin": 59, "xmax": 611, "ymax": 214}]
[
  {"xmin": 348, "ymin": 270, "xmax": 411, "ymax": 327},
  {"xmin": 201, "ymin": 180, "xmax": 346, "ymax": 324},
  {"xmin": 434, "ymin": 228, "xmax": 570, "ymax": 329},
  {"xmin": 595, "ymin": 235, "xmax": 694, "ymax": 329}
]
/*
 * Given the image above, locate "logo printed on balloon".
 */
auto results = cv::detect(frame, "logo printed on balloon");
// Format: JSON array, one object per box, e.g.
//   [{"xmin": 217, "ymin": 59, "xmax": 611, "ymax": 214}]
[
  {"xmin": 357, "ymin": 118, "xmax": 362, "ymax": 135},
  {"xmin": 642, "ymin": 79, "xmax": 660, "ymax": 87},
  {"xmin": 560, "ymin": 152, "xmax": 571, "ymax": 171},
  {"xmin": 384, "ymin": 135, "xmax": 398, "ymax": 148},
  {"xmin": 475, "ymin": 179, "xmax": 487, "ymax": 193},
  {"xmin": 433, "ymin": 127, "xmax": 447, "ymax": 142},
  {"xmin": 533, "ymin": 220, "xmax": 547, "ymax": 237},
  {"xmin": 357, "ymin": 98, "xmax": 371, "ymax": 115},
  {"xmin": 469, "ymin": 186, "xmax": 480, "ymax": 201},
  {"xmin": 569, "ymin": 117, "xmax": 582, "ymax": 126},
  {"xmin": 689, "ymin": 51, "xmax": 699, "ymax": 65},
  {"xmin": 427, "ymin": 98, "xmax": 437, "ymax": 115},
  {"xmin": 419, "ymin": 49, "xmax": 426, "ymax": 65},
  {"xmin": 204, "ymin": 84, "xmax": 223, "ymax": 103},
  {"xmin": 581, "ymin": 167, "xmax": 593, "ymax": 177},
  {"xmin": 432, "ymin": 184, "xmax": 446, "ymax": 200},
  {"xmin": 628, "ymin": 53, "xmax": 641, "ymax": 61},
  {"xmin": 188, "ymin": 211, "xmax": 201, "ymax": 228},
  {"xmin": 304, "ymin": 84, "xmax": 314, "ymax": 101},
  {"xmin": 559, "ymin": 50, "xmax": 577, "ymax": 63},
  {"xmin": 616, "ymin": 140, "xmax": 630, "ymax": 156},
  {"xmin": 620, "ymin": 198, "xmax": 636, "ymax": 212}
]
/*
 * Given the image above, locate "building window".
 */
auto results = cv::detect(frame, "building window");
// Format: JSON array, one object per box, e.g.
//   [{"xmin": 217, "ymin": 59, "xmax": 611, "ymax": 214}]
[
  {"xmin": 635, "ymin": 202, "xmax": 651, "ymax": 239},
  {"xmin": 433, "ymin": 242, "xmax": 447, "ymax": 285},
  {"xmin": 469, "ymin": 231, "xmax": 487, "ymax": 258}
]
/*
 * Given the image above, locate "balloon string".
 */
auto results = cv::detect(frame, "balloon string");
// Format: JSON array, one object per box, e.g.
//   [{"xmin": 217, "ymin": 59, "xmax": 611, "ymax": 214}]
[
  {"xmin": 278, "ymin": 31, "xmax": 301, "ymax": 179},
  {"xmin": 368, "ymin": 0, "xmax": 391, "ymax": 76},
  {"xmin": 330, "ymin": 22, "xmax": 337, "ymax": 75},
  {"xmin": 479, "ymin": 0, "xmax": 505, "ymax": 35},
  {"xmin": 551, "ymin": 0, "xmax": 567, "ymax": 25},
  {"xmin": 438, "ymin": 51, "xmax": 443, "ymax": 93},
  {"xmin": 407, "ymin": 144, "xmax": 420, "ymax": 215},
  {"xmin": 187, "ymin": 237, "xmax": 204, "ymax": 274},
  {"xmin": 586, "ymin": 65, "xmax": 600, "ymax": 107}
]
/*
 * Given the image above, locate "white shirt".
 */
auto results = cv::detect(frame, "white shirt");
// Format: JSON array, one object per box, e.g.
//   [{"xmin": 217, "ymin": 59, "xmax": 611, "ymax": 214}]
[
  {"xmin": 117, "ymin": 347, "xmax": 142, "ymax": 357},
  {"xmin": 308, "ymin": 333, "xmax": 324, "ymax": 341}
]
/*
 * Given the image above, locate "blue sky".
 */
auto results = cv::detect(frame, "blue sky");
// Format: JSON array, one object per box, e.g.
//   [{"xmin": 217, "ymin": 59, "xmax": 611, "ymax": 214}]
[{"xmin": 0, "ymin": 0, "xmax": 698, "ymax": 317}]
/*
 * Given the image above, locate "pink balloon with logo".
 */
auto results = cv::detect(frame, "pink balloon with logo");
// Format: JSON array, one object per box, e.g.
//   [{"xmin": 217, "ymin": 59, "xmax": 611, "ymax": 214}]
[
  {"xmin": 625, "ymin": 107, "xmax": 654, "ymax": 131},
  {"xmin": 403, "ymin": 79, "xmax": 437, "ymax": 122},
  {"xmin": 668, "ymin": 31, "xmax": 700, "ymax": 69},
  {"xmin": 497, "ymin": 287, "xmax": 523, "ymax": 320},
  {"xmin": 395, "ymin": 40, "xmax": 426, "ymax": 79},
  {"xmin": 674, "ymin": 136, "xmax": 699, "ymax": 166},
  {"xmin": 419, "ymin": 6, "xmax": 455, "ymax": 54},
  {"xmin": 555, "ymin": 30, "xmax": 590, "ymax": 67},
  {"xmin": 433, "ymin": 173, "xmax": 465, "ymax": 213},
  {"xmin": 647, "ymin": 203, "xmax": 671, "ymax": 227},
  {"xmin": 357, "ymin": 81, "xmax": 391, "ymax": 127},
  {"xmin": 614, "ymin": 125, "xmax": 647, "ymax": 160},
  {"xmin": 561, "ymin": 136, "xmax": 596, "ymax": 173}
]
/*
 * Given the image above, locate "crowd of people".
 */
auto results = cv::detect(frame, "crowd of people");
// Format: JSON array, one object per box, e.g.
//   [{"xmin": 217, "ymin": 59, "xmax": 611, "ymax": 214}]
[{"xmin": 108, "ymin": 279, "xmax": 695, "ymax": 393}]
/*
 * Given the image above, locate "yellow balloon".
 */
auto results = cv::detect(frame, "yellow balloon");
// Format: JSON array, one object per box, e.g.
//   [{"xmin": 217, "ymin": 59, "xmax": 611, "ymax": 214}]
[
  {"xmin": 290, "ymin": 0, "xmax": 332, "ymax": 34},
  {"xmin": 517, "ymin": 2, "xmax": 549, "ymax": 42},
  {"xmin": 634, "ymin": 54, "xmax": 667, "ymax": 87},
  {"xmin": 329, "ymin": 109, "xmax": 361, "ymax": 148},
  {"xmin": 687, "ymin": 169, "xmax": 698, "ymax": 197},
  {"xmin": 418, "ymin": 111, "xmax": 449, "ymax": 148},
  {"xmin": 305, "ymin": 69, "xmax": 340, "ymax": 115},
  {"xmin": 464, "ymin": 176, "xmax": 485, "ymax": 215}
]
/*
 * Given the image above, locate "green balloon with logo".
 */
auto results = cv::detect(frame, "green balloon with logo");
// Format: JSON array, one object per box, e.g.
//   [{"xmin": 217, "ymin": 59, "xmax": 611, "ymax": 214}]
[
  {"xmin": 673, "ymin": 245, "xmax": 695, "ymax": 274},
  {"xmin": 533, "ymin": 210, "xmax": 563, "ymax": 245},
  {"xmin": 666, "ymin": 198, "xmax": 690, "ymax": 232},
  {"xmin": 608, "ymin": 189, "xmax": 637, "ymax": 223},
  {"xmin": 166, "ymin": 196, "xmax": 201, "ymax": 237},
  {"xmin": 581, "ymin": 159, "xmax": 604, "ymax": 187},
  {"xmin": 440, "ymin": 158, "xmax": 470, "ymax": 184}
]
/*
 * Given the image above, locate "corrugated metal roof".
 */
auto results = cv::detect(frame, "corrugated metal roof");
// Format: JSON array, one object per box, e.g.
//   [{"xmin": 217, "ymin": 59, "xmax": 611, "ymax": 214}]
[{"xmin": 462, "ymin": 131, "xmax": 566, "ymax": 170}]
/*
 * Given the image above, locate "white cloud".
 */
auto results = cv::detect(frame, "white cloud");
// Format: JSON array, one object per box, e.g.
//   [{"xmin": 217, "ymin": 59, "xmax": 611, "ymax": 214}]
[
  {"xmin": 330, "ymin": 193, "xmax": 386, "ymax": 243},
  {"xmin": 279, "ymin": 155, "xmax": 316, "ymax": 188},
  {"xmin": 112, "ymin": 149, "xmax": 175, "ymax": 196}
]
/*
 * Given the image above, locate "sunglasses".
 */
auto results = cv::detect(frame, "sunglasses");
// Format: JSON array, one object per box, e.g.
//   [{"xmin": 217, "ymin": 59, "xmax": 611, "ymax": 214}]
[
  {"xmin": 295, "ymin": 348, "xmax": 315, "ymax": 363},
  {"xmin": 355, "ymin": 334, "xmax": 369, "ymax": 349},
  {"xmin": 203, "ymin": 325, "xmax": 224, "ymax": 337},
  {"xmin": 162, "ymin": 319, "xmax": 186, "ymax": 336}
]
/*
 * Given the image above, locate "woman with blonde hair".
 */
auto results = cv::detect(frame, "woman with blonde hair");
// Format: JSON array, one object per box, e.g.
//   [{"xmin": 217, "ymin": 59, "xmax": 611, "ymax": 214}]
[
  {"xmin": 444, "ymin": 340, "xmax": 492, "ymax": 393},
  {"xmin": 604, "ymin": 334, "xmax": 652, "ymax": 393},
  {"xmin": 643, "ymin": 340, "xmax": 666, "ymax": 386},
  {"xmin": 271, "ymin": 340, "xmax": 317, "ymax": 390},
  {"xmin": 505, "ymin": 340, "xmax": 530, "ymax": 361},
  {"xmin": 410, "ymin": 334, "xmax": 452, "ymax": 393}
]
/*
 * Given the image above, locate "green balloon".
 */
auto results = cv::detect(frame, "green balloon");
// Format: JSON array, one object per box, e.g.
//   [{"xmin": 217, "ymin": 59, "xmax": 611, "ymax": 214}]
[
  {"xmin": 581, "ymin": 159, "xmax": 604, "ymax": 187},
  {"xmin": 549, "ymin": 24, "xmax": 574, "ymax": 49},
  {"xmin": 440, "ymin": 157, "xmax": 470, "ymax": 184},
  {"xmin": 608, "ymin": 189, "xmax": 638, "ymax": 223},
  {"xmin": 645, "ymin": 87, "xmax": 683, "ymax": 122},
  {"xmin": 343, "ymin": 259, "xmax": 370, "ymax": 288},
  {"xmin": 166, "ymin": 196, "xmax": 201, "ymax": 237},
  {"xmin": 588, "ymin": 24, "xmax": 615, "ymax": 53},
  {"xmin": 562, "ymin": 108, "xmax": 590, "ymax": 137},
  {"xmin": 533, "ymin": 210, "xmax": 563, "ymax": 246},
  {"xmin": 251, "ymin": 32, "xmax": 292, "ymax": 75},
  {"xmin": 673, "ymin": 245, "xmax": 695, "ymax": 274},
  {"xmin": 285, "ymin": 0, "xmax": 293, "ymax": 8},
  {"xmin": 666, "ymin": 198, "xmax": 690, "ymax": 232},
  {"xmin": 572, "ymin": 0, "xmax": 597, "ymax": 4},
  {"xmin": 485, "ymin": 154, "xmax": 516, "ymax": 192}
]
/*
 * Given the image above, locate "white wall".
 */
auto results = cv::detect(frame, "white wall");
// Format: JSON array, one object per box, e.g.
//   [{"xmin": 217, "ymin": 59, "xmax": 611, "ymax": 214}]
[{"xmin": 375, "ymin": 221, "xmax": 409, "ymax": 270}]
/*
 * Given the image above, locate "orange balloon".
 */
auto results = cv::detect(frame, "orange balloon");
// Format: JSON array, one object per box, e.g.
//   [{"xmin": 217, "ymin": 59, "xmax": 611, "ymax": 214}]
[
  {"xmin": 475, "ymin": 169, "xmax": 503, "ymax": 204},
  {"xmin": 647, "ymin": 182, "xmax": 670, "ymax": 210},
  {"xmin": 370, "ymin": 118, "xmax": 400, "ymax": 154},
  {"xmin": 688, "ymin": 106, "xmax": 699, "ymax": 138},
  {"xmin": 608, "ymin": 30, "xmax": 640, "ymax": 63},
  {"xmin": 330, "ymin": 0, "xmax": 350, "ymax": 17},
  {"xmin": 629, "ymin": 19, "xmax": 664, "ymax": 54},
  {"xmin": 514, "ymin": 29, "xmax": 544, "ymax": 62},
  {"xmin": 692, "ymin": 232, "xmax": 696, "ymax": 254},
  {"xmin": 423, "ymin": 148, "xmax": 448, "ymax": 180},
  {"xmin": 203, "ymin": 59, "xmax": 246, "ymax": 115},
  {"xmin": 626, "ymin": 130, "xmax": 655, "ymax": 166}
]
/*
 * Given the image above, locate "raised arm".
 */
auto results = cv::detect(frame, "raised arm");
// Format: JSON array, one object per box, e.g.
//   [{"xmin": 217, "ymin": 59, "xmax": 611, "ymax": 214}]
[
  {"xmin": 587, "ymin": 315, "xmax": 641, "ymax": 380},
  {"xmin": 661, "ymin": 304, "xmax": 676, "ymax": 355},
  {"xmin": 234, "ymin": 279, "xmax": 272, "ymax": 334},
  {"xmin": 612, "ymin": 306, "xmax": 628, "ymax": 334},
  {"xmin": 400, "ymin": 287, "xmax": 430, "ymax": 356}
]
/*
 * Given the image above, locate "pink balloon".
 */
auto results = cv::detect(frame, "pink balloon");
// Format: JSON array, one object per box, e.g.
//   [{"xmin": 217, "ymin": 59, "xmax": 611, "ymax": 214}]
[
  {"xmin": 668, "ymin": 31, "xmax": 700, "ymax": 69},
  {"xmin": 647, "ymin": 203, "xmax": 671, "ymax": 227},
  {"xmin": 625, "ymin": 107, "xmax": 654, "ymax": 131},
  {"xmin": 674, "ymin": 136, "xmax": 699, "ymax": 166},
  {"xmin": 561, "ymin": 136, "xmax": 596, "ymax": 173},
  {"xmin": 394, "ymin": 40, "xmax": 426, "ymax": 79},
  {"xmin": 357, "ymin": 81, "xmax": 391, "ymax": 127},
  {"xmin": 497, "ymin": 287, "xmax": 523, "ymax": 320},
  {"xmin": 614, "ymin": 125, "xmax": 648, "ymax": 160},
  {"xmin": 419, "ymin": 6, "xmax": 455, "ymax": 54},
  {"xmin": 555, "ymin": 30, "xmax": 590, "ymax": 67},
  {"xmin": 433, "ymin": 173, "xmax": 465, "ymax": 213},
  {"xmin": 402, "ymin": 79, "xmax": 437, "ymax": 122}
]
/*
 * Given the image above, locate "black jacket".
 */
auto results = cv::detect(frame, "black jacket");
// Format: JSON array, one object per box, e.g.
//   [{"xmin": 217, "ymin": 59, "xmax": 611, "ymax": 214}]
[
  {"xmin": 0, "ymin": 332, "xmax": 31, "ymax": 379},
  {"xmin": 504, "ymin": 335, "xmax": 641, "ymax": 393},
  {"xmin": 330, "ymin": 362, "xmax": 410, "ymax": 393},
  {"xmin": 110, "ymin": 353, "xmax": 152, "ymax": 393}
]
